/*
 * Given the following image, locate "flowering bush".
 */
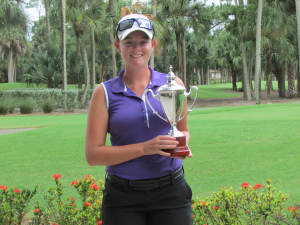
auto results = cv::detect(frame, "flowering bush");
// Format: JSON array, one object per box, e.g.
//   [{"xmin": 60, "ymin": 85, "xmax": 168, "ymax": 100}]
[
  {"xmin": 0, "ymin": 184, "xmax": 38, "ymax": 224},
  {"xmin": 191, "ymin": 179, "xmax": 300, "ymax": 224},
  {"xmin": 2, "ymin": 177, "xmax": 300, "ymax": 224},
  {"xmin": 29, "ymin": 174, "xmax": 104, "ymax": 225}
]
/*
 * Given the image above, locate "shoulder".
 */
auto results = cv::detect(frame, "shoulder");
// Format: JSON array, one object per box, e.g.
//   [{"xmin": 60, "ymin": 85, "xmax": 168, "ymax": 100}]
[{"xmin": 175, "ymin": 77, "xmax": 185, "ymax": 87}]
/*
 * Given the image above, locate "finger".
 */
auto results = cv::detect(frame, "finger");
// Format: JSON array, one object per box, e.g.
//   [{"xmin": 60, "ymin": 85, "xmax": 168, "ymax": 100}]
[
  {"xmin": 171, "ymin": 156, "xmax": 186, "ymax": 160},
  {"xmin": 158, "ymin": 150, "xmax": 171, "ymax": 157},
  {"xmin": 158, "ymin": 135, "xmax": 177, "ymax": 141},
  {"xmin": 188, "ymin": 149, "xmax": 193, "ymax": 158}
]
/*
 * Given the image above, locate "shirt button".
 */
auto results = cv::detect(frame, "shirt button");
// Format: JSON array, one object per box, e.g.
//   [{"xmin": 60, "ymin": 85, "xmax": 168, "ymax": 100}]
[
  {"xmin": 144, "ymin": 120, "xmax": 147, "ymax": 123},
  {"xmin": 143, "ymin": 110, "xmax": 145, "ymax": 113},
  {"xmin": 141, "ymin": 101, "xmax": 143, "ymax": 103}
]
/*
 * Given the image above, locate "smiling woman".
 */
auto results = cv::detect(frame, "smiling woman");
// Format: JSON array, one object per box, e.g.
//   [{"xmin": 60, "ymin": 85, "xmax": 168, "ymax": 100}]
[{"xmin": 84, "ymin": 14, "xmax": 193, "ymax": 225}]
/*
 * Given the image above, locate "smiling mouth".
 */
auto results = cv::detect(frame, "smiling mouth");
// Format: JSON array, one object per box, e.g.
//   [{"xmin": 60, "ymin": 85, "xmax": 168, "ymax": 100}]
[{"xmin": 131, "ymin": 54, "xmax": 143, "ymax": 58}]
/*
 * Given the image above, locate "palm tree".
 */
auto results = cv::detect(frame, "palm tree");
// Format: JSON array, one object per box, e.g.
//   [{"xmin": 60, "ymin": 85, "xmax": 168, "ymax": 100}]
[
  {"xmin": 254, "ymin": 0, "xmax": 263, "ymax": 104},
  {"xmin": 109, "ymin": 0, "xmax": 117, "ymax": 78},
  {"xmin": 159, "ymin": 0, "xmax": 210, "ymax": 82},
  {"xmin": 234, "ymin": 0, "xmax": 252, "ymax": 100},
  {"xmin": 295, "ymin": 0, "xmax": 300, "ymax": 96},
  {"xmin": 66, "ymin": 0, "xmax": 90, "ymax": 107},
  {"xmin": 61, "ymin": 0, "xmax": 67, "ymax": 91},
  {"xmin": 0, "ymin": 0, "xmax": 27, "ymax": 83}
]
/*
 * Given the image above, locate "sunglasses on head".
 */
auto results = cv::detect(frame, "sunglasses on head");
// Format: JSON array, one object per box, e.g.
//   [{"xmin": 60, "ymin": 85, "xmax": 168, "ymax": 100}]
[{"xmin": 116, "ymin": 18, "xmax": 154, "ymax": 34}]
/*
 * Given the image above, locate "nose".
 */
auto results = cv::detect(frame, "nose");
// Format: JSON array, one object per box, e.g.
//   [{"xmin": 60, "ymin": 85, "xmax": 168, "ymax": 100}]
[{"xmin": 132, "ymin": 43, "xmax": 141, "ymax": 50}]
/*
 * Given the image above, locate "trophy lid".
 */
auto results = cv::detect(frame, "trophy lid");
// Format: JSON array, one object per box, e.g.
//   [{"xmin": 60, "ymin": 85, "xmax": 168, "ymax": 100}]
[{"xmin": 158, "ymin": 65, "xmax": 186, "ymax": 92}]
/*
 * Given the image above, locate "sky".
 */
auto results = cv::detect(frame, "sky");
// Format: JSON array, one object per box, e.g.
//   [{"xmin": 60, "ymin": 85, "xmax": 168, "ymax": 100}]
[{"xmin": 25, "ymin": 0, "xmax": 236, "ymax": 24}]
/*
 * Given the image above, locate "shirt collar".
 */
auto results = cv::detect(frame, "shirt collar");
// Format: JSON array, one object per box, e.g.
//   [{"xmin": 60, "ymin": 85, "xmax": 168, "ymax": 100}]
[{"xmin": 111, "ymin": 66, "xmax": 167, "ymax": 94}]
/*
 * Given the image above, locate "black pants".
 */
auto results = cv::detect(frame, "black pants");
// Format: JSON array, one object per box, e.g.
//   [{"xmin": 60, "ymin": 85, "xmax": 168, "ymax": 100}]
[{"xmin": 101, "ymin": 172, "xmax": 193, "ymax": 225}]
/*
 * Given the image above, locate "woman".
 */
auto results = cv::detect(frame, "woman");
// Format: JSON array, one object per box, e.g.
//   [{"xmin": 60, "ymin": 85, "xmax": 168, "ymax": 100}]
[{"xmin": 85, "ymin": 14, "xmax": 193, "ymax": 225}]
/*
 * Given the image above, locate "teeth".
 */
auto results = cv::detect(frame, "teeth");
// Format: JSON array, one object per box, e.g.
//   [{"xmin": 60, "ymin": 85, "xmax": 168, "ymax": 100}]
[{"xmin": 131, "ymin": 55, "xmax": 142, "ymax": 58}]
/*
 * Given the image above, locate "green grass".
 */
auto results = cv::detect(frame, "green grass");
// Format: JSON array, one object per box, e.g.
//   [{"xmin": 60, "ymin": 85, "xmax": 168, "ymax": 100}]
[
  {"xmin": 0, "ymin": 83, "xmax": 97, "ymax": 91},
  {"xmin": 1, "ymin": 102, "xmax": 300, "ymax": 209}
]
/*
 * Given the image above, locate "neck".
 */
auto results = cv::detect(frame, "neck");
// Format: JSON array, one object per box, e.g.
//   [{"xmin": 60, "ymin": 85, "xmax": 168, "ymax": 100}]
[{"xmin": 122, "ymin": 65, "xmax": 151, "ymax": 87}]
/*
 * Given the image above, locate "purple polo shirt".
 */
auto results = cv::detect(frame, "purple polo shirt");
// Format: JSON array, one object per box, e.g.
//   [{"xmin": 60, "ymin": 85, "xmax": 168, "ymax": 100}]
[{"xmin": 101, "ymin": 66, "xmax": 182, "ymax": 180}]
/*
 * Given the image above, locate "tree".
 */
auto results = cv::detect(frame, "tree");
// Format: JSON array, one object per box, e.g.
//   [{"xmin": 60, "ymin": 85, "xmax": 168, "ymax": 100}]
[
  {"xmin": 254, "ymin": 0, "xmax": 263, "ymax": 104},
  {"xmin": 159, "ymin": 0, "xmax": 210, "ymax": 83},
  {"xmin": 296, "ymin": 0, "xmax": 300, "ymax": 96},
  {"xmin": 66, "ymin": 0, "xmax": 90, "ymax": 107},
  {"xmin": 0, "ymin": 0, "xmax": 27, "ymax": 83},
  {"xmin": 234, "ymin": 0, "xmax": 252, "ymax": 100},
  {"xmin": 109, "ymin": 0, "xmax": 117, "ymax": 78},
  {"xmin": 61, "ymin": 0, "xmax": 67, "ymax": 91}
]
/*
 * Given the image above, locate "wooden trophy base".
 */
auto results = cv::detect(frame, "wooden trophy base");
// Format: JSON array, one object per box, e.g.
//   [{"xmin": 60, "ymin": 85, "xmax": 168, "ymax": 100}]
[{"xmin": 163, "ymin": 136, "xmax": 190, "ymax": 156}]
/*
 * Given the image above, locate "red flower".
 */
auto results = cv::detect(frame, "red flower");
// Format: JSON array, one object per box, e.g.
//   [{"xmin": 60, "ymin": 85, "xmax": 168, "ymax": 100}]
[
  {"xmin": 0, "ymin": 185, "xmax": 7, "ymax": 191},
  {"xmin": 70, "ymin": 197, "xmax": 76, "ymax": 202},
  {"xmin": 90, "ymin": 183, "xmax": 100, "ymax": 190},
  {"xmin": 201, "ymin": 201, "xmax": 207, "ymax": 206},
  {"xmin": 287, "ymin": 206, "xmax": 298, "ymax": 212},
  {"xmin": 84, "ymin": 202, "xmax": 91, "ymax": 207},
  {"xmin": 241, "ymin": 183, "xmax": 249, "ymax": 188},
  {"xmin": 22, "ymin": 213, "xmax": 26, "ymax": 217},
  {"xmin": 14, "ymin": 189, "xmax": 21, "ymax": 194},
  {"xmin": 34, "ymin": 209, "xmax": 40, "ymax": 214},
  {"xmin": 215, "ymin": 206, "xmax": 219, "ymax": 210},
  {"xmin": 97, "ymin": 221, "xmax": 102, "ymax": 225},
  {"xmin": 71, "ymin": 181, "xmax": 78, "ymax": 186},
  {"xmin": 53, "ymin": 174, "xmax": 61, "ymax": 180},
  {"xmin": 70, "ymin": 203, "xmax": 75, "ymax": 206},
  {"xmin": 253, "ymin": 183, "xmax": 263, "ymax": 190},
  {"xmin": 52, "ymin": 223, "xmax": 58, "ymax": 225}
]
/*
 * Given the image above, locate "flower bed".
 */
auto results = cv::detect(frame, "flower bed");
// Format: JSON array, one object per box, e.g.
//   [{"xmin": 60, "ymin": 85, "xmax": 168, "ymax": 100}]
[{"xmin": 1, "ymin": 177, "xmax": 299, "ymax": 224}]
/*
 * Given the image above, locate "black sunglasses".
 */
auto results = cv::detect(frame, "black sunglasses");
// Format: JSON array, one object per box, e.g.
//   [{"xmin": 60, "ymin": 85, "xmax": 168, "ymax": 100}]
[{"xmin": 116, "ymin": 18, "xmax": 154, "ymax": 35}]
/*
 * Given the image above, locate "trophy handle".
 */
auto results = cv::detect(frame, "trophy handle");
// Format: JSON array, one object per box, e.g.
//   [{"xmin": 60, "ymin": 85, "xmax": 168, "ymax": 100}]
[
  {"xmin": 145, "ymin": 89, "xmax": 169, "ymax": 122},
  {"xmin": 178, "ymin": 86, "xmax": 198, "ymax": 122}
]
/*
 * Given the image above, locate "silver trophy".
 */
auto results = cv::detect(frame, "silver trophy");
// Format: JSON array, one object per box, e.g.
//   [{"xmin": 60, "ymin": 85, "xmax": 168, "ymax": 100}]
[{"xmin": 145, "ymin": 65, "xmax": 198, "ymax": 156}]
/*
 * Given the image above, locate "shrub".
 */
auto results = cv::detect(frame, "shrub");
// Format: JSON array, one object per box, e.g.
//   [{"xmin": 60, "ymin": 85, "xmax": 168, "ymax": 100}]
[
  {"xmin": 42, "ymin": 98, "xmax": 55, "ymax": 113},
  {"xmin": 19, "ymin": 98, "xmax": 36, "ymax": 114},
  {"xmin": 0, "ymin": 185, "xmax": 38, "ymax": 225},
  {"xmin": 29, "ymin": 174, "xmax": 103, "ymax": 225},
  {"xmin": 191, "ymin": 179, "xmax": 299, "ymax": 224},
  {"xmin": 0, "ymin": 98, "xmax": 15, "ymax": 115}
]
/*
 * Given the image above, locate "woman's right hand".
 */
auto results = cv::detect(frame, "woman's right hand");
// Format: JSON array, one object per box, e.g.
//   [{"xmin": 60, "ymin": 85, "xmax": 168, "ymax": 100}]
[{"xmin": 142, "ymin": 135, "xmax": 179, "ymax": 157}]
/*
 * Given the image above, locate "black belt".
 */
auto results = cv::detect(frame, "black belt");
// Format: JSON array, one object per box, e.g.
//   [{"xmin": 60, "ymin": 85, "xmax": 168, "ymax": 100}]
[{"xmin": 107, "ymin": 166, "xmax": 184, "ymax": 191}]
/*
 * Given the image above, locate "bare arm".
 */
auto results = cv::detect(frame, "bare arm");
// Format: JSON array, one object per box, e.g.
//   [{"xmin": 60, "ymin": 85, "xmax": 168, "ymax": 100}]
[{"xmin": 84, "ymin": 85, "xmax": 179, "ymax": 166}]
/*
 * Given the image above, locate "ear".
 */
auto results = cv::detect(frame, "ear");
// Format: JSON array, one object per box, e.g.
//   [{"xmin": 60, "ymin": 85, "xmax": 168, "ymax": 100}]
[
  {"xmin": 114, "ymin": 40, "xmax": 121, "ymax": 53},
  {"xmin": 151, "ymin": 39, "xmax": 156, "ymax": 51}
]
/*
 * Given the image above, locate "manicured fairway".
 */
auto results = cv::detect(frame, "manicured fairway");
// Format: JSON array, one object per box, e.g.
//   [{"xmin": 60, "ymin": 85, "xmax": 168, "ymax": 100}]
[{"xmin": 1, "ymin": 102, "xmax": 300, "ymax": 209}]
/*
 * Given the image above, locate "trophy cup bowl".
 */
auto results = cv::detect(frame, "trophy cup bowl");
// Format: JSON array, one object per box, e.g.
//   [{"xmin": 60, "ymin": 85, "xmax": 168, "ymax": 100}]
[{"xmin": 145, "ymin": 65, "xmax": 198, "ymax": 156}]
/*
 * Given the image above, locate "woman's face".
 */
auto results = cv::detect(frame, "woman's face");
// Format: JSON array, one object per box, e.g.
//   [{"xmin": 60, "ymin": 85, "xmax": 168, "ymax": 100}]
[{"xmin": 115, "ymin": 30, "xmax": 156, "ymax": 70}]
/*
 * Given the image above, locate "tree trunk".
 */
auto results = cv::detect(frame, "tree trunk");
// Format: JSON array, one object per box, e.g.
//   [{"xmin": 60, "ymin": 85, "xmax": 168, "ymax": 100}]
[
  {"xmin": 150, "ymin": 0, "xmax": 157, "ymax": 68},
  {"xmin": 44, "ymin": 0, "xmax": 52, "ymax": 88},
  {"xmin": 236, "ymin": 0, "xmax": 252, "ymax": 100},
  {"xmin": 266, "ymin": 40, "xmax": 272, "ymax": 100},
  {"xmin": 287, "ymin": 63, "xmax": 297, "ymax": 99},
  {"xmin": 254, "ymin": 0, "xmax": 263, "ymax": 104},
  {"xmin": 79, "ymin": 33, "xmax": 90, "ymax": 108},
  {"xmin": 196, "ymin": 68, "xmax": 200, "ymax": 85},
  {"xmin": 201, "ymin": 66, "xmax": 204, "ymax": 85},
  {"xmin": 176, "ymin": 32, "xmax": 183, "ymax": 80},
  {"xmin": 296, "ymin": 0, "xmax": 300, "ymax": 97},
  {"xmin": 231, "ymin": 63, "xmax": 237, "ymax": 91},
  {"xmin": 90, "ymin": 25, "xmax": 96, "ymax": 88},
  {"xmin": 182, "ymin": 33, "xmax": 187, "ymax": 88},
  {"xmin": 7, "ymin": 48, "xmax": 13, "ymax": 83},
  {"xmin": 61, "ymin": 0, "xmax": 67, "ymax": 91},
  {"xmin": 109, "ymin": 0, "xmax": 117, "ymax": 78}
]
